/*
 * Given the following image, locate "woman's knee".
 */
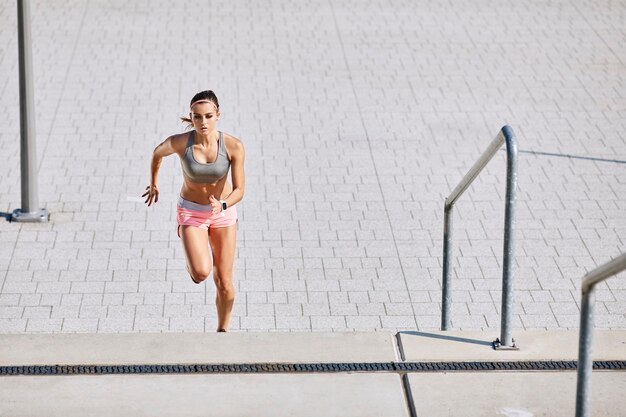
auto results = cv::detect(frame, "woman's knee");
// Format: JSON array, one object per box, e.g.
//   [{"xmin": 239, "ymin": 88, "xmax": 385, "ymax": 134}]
[
  {"xmin": 214, "ymin": 273, "xmax": 235, "ymax": 299},
  {"xmin": 189, "ymin": 264, "xmax": 212, "ymax": 284},
  {"xmin": 217, "ymin": 286, "xmax": 235, "ymax": 301}
]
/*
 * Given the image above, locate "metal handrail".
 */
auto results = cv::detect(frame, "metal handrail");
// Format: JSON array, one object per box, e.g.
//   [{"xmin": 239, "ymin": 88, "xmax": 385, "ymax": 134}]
[
  {"xmin": 441, "ymin": 125, "xmax": 518, "ymax": 348},
  {"xmin": 575, "ymin": 253, "xmax": 626, "ymax": 417}
]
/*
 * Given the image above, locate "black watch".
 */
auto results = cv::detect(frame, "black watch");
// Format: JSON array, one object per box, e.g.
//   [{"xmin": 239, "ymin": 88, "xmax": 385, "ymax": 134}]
[{"xmin": 220, "ymin": 200, "xmax": 228, "ymax": 211}]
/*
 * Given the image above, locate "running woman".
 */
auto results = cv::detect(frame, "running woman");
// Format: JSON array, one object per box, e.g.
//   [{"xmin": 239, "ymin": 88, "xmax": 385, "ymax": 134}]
[{"xmin": 143, "ymin": 90, "xmax": 245, "ymax": 332}]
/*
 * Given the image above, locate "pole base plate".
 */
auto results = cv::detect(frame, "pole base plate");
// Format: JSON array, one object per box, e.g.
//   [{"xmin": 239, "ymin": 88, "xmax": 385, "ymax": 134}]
[
  {"xmin": 492, "ymin": 338, "xmax": 519, "ymax": 351},
  {"xmin": 11, "ymin": 208, "xmax": 49, "ymax": 223}
]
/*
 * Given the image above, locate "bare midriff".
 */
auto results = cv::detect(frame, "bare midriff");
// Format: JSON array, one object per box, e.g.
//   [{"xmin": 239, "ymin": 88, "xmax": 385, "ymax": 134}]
[{"xmin": 180, "ymin": 175, "xmax": 232, "ymax": 205}]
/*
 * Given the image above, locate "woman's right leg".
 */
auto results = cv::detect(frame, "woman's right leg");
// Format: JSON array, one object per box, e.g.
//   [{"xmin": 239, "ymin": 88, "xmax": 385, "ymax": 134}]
[{"xmin": 179, "ymin": 225, "xmax": 212, "ymax": 283}]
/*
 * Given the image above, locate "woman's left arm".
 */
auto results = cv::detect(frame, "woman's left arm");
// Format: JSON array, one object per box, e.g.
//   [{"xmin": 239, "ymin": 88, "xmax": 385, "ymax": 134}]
[{"xmin": 224, "ymin": 138, "xmax": 245, "ymax": 208}]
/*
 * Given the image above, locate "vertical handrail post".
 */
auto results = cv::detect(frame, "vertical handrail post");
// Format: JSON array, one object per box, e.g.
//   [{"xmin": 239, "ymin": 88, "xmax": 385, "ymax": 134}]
[
  {"xmin": 12, "ymin": 0, "xmax": 49, "ymax": 223},
  {"xmin": 574, "ymin": 253, "xmax": 626, "ymax": 417},
  {"xmin": 499, "ymin": 126, "xmax": 518, "ymax": 347},
  {"xmin": 441, "ymin": 201, "xmax": 453, "ymax": 330},
  {"xmin": 575, "ymin": 288, "xmax": 595, "ymax": 417}
]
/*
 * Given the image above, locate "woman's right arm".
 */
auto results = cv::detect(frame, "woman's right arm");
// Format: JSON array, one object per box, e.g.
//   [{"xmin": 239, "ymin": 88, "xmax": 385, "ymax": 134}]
[{"xmin": 143, "ymin": 136, "xmax": 179, "ymax": 206}]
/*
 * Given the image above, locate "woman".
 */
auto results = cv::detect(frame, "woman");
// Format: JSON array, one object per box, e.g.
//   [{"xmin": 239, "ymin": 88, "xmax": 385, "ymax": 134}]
[{"xmin": 143, "ymin": 90, "xmax": 245, "ymax": 332}]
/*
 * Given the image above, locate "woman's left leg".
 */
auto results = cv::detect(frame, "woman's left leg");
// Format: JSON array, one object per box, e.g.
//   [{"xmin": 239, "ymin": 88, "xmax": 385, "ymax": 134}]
[{"xmin": 208, "ymin": 224, "xmax": 237, "ymax": 331}]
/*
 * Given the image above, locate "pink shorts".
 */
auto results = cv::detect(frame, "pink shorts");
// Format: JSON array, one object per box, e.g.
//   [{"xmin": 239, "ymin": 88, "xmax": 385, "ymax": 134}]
[{"xmin": 176, "ymin": 196, "xmax": 238, "ymax": 237}]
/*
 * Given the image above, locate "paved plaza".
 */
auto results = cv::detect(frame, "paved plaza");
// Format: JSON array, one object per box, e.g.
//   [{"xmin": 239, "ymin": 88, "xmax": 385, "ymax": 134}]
[{"xmin": 0, "ymin": 0, "xmax": 625, "ymax": 333}]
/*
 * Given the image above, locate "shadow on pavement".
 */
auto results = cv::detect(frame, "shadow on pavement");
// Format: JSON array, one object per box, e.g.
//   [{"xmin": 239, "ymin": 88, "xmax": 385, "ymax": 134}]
[{"xmin": 399, "ymin": 331, "xmax": 493, "ymax": 347}]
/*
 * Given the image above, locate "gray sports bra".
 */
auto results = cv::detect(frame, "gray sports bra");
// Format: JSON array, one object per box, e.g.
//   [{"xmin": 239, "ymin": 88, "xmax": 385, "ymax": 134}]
[{"xmin": 180, "ymin": 130, "xmax": 230, "ymax": 183}]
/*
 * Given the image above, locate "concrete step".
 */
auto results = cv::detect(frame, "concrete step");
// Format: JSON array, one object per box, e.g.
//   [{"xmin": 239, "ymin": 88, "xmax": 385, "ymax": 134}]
[
  {"xmin": 1, "ymin": 330, "xmax": 625, "ymax": 417},
  {"xmin": 0, "ymin": 331, "xmax": 398, "ymax": 366},
  {"xmin": 0, "ymin": 373, "xmax": 410, "ymax": 417},
  {"xmin": 398, "ymin": 330, "xmax": 626, "ymax": 361},
  {"xmin": 408, "ymin": 372, "xmax": 626, "ymax": 417},
  {"xmin": 5, "ymin": 330, "xmax": 624, "ymax": 366}
]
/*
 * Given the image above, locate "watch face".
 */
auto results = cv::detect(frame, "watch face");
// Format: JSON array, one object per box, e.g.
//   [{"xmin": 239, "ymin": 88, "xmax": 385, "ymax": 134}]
[{"xmin": 221, "ymin": 202, "xmax": 227, "ymax": 210}]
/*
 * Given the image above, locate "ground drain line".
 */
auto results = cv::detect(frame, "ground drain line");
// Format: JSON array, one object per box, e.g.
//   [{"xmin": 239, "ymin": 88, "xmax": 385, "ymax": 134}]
[{"xmin": 1, "ymin": 361, "xmax": 625, "ymax": 376}]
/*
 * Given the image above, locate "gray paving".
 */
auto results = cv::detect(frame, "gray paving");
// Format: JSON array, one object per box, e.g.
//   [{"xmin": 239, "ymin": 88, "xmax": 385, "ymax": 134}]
[{"xmin": 0, "ymin": 0, "xmax": 625, "ymax": 333}]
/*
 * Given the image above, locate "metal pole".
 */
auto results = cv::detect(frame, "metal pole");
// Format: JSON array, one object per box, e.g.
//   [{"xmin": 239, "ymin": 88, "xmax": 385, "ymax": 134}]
[
  {"xmin": 445, "ymin": 132, "xmax": 504, "ymax": 208},
  {"xmin": 12, "ymin": 0, "xmax": 49, "ymax": 223},
  {"xmin": 575, "ymin": 288, "xmax": 595, "ymax": 417},
  {"xmin": 499, "ymin": 126, "xmax": 518, "ymax": 347},
  {"xmin": 574, "ymin": 253, "xmax": 626, "ymax": 417},
  {"xmin": 441, "ymin": 202, "xmax": 453, "ymax": 330}
]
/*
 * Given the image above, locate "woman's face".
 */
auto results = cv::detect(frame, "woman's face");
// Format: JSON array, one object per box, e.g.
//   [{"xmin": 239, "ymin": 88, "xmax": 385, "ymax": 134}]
[{"xmin": 190, "ymin": 101, "xmax": 220, "ymax": 134}]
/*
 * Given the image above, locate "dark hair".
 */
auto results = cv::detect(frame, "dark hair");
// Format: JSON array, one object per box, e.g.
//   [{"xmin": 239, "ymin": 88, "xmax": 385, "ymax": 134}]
[{"xmin": 180, "ymin": 90, "xmax": 220, "ymax": 128}]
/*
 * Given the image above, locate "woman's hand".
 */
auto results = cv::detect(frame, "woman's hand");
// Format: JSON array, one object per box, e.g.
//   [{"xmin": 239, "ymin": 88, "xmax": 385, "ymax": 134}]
[
  {"xmin": 209, "ymin": 195, "xmax": 224, "ymax": 216},
  {"xmin": 142, "ymin": 184, "xmax": 159, "ymax": 206}
]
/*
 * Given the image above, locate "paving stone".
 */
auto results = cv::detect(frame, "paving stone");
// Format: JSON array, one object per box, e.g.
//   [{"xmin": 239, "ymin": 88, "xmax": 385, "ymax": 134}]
[
  {"xmin": 240, "ymin": 316, "xmax": 276, "ymax": 330},
  {"xmin": 0, "ymin": 294, "xmax": 20, "ymax": 306},
  {"xmin": 144, "ymin": 293, "xmax": 167, "ymax": 305},
  {"xmin": 521, "ymin": 314, "xmax": 560, "ymax": 329},
  {"xmin": 412, "ymin": 302, "xmax": 442, "ymax": 316},
  {"xmin": 79, "ymin": 306, "xmax": 108, "ymax": 319},
  {"xmin": 20, "ymin": 294, "xmax": 42, "ymax": 307},
  {"xmin": 184, "ymin": 293, "xmax": 206, "ymax": 305},
  {"xmin": 136, "ymin": 305, "xmax": 164, "ymax": 319},
  {"xmin": 107, "ymin": 306, "xmax": 136, "ymax": 320},
  {"xmin": 274, "ymin": 304, "xmax": 303, "ymax": 317},
  {"xmin": 311, "ymin": 316, "xmax": 347, "ymax": 329},
  {"xmin": 415, "ymin": 315, "xmax": 441, "ymax": 330},
  {"xmin": 522, "ymin": 302, "xmax": 553, "ymax": 315},
  {"xmin": 247, "ymin": 304, "xmax": 275, "ymax": 317},
  {"xmin": 62, "ymin": 318, "xmax": 99, "ymax": 333},
  {"xmin": 2, "ymin": 283, "xmax": 36, "ymax": 294},
  {"xmin": 357, "ymin": 303, "xmax": 386, "ymax": 315},
  {"xmin": 331, "ymin": 304, "xmax": 358, "ymax": 316},
  {"xmin": 0, "ymin": 307, "xmax": 23, "ymax": 319},
  {"xmin": 284, "ymin": 291, "xmax": 308, "ymax": 304},
  {"xmin": 345, "ymin": 316, "xmax": 382, "ymax": 330},
  {"xmin": 22, "ymin": 306, "xmax": 52, "ymax": 319},
  {"xmin": 70, "ymin": 282, "xmax": 105, "ymax": 294},
  {"xmin": 123, "ymin": 293, "xmax": 145, "ymax": 306},
  {"xmin": 40, "ymin": 294, "xmax": 62, "ymax": 307},
  {"xmin": 26, "ymin": 319, "xmax": 63, "ymax": 333},
  {"xmin": 51, "ymin": 305, "xmax": 80, "ymax": 319},
  {"xmin": 133, "ymin": 318, "xmax": 169, "ymax": 332},
  {"xmin": 80, "ymin": 294, "xmax": 103, "ymax": 306},
  {"xmin": 191, "ymin": 305, "xmax": 216, "ymax": 318},
  {"xmin": 381, "ymin": 316, "xmax": 418, "ymax": 329},
  {"xmin": 0, "ymin": 319, "xmax": 27, "ymax": 333},
  {"xmin": 105, "ymin": 282, "xmax": 139, "ymax": 293},
  {"xmin": 276, "ymin": 316, "xmax": 311, "ymax": 330},
  {"xmin": 169, "ymin": 317, "xmax": 205, "ymax": 332}
]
